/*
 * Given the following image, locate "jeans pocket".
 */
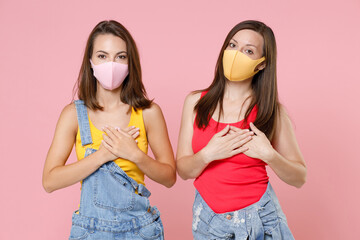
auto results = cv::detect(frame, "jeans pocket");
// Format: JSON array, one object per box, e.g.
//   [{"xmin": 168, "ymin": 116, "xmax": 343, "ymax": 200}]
[
  {"xmin": 93, "ymin": 168, "xmax": 135, "ymax": 212},
  {"xmin": 69, "ymin": 225, "xmax": 89, "ymax": 240},
  {"xmin": 139, "ymin": 220, "xmax": 163, "ymax": 240},
  {"xmin": 264, "ymin": 218, "xmax": 295, "ymax": 240},
  {"xmin": 258, "ymin": 199, "xmax": 280, "ymax": 235}
]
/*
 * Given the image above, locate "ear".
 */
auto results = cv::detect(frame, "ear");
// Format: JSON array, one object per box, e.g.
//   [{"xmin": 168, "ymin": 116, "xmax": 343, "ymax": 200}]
[{"xmin": 255, "ymin": 61, "xmax": 266, "ymax": 71}]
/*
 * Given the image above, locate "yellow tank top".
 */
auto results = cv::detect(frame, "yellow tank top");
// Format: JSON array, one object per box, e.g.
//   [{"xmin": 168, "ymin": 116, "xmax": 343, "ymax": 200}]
[{"xmin": 75, "ymin": 107, "xmax": 147, "ymax": 185}]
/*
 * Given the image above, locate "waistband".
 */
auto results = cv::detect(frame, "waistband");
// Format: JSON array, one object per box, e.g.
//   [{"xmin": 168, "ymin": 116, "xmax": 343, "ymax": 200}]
[{"xmin": 72, "ymin": 206, "xmax": 160, "ymax": 233}]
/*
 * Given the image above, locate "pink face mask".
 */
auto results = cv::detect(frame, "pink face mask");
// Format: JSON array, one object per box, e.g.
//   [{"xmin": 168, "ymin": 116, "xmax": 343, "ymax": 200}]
[{"xmin": 90, "ymin": 60, "xmax": 129, "ymax": 90}]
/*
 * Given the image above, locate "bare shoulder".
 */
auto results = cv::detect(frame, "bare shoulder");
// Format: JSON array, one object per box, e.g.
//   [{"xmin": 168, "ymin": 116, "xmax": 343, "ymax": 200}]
[
  {"xmin": 142, "ymin": 102, "xmax": 163, "ymax": 120},
  {"xmin": 184, "ymin": 91, "xmax": 201, "ymax": 109},
  {"xmin": 60, "ymin": 103, "xmax": 77, "ymax": 120},
  {"xmin": 57, "ymin": 102, "xmax": 78, "ymax": 134},
  {"xmin": 142, "ymin": 102, "xmax": 168, "ymax": 134}
]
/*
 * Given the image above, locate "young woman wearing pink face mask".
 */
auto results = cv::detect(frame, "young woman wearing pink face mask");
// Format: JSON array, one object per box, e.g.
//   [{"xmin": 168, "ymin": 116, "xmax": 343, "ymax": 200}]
[
  {"xmin": 177, "ymin": 20, "xmax": 306, "ymax": 239},
  {"xmin": 42, "ymin": 20, "xmax": 175, "ymax": 239}
]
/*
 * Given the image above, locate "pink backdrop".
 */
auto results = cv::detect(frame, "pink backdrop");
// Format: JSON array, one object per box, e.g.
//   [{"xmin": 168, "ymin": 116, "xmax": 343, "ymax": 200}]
[{"xmin": 1, "ymin": 0, "xmax": 359, "ymax": 239}]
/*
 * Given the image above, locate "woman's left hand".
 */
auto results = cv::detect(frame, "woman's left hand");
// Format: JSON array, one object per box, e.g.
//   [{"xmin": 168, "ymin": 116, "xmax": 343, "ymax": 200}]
[
  {"xmin": 102, "ymin": 126, "xmax": 141, "ymax": 162},
  {"xmin": 240, "ymin": 122, "xmax": 275, "ymax": 164}
]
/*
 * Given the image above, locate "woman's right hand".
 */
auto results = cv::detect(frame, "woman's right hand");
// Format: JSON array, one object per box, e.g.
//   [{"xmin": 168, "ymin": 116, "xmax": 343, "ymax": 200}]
[
  {"xmin": 98, "ymin": 125, "xmax": 140, "ymax": 164},
  {"xmin": 201, "ymin": 125, "xmax": 254, "ymax": 164}
]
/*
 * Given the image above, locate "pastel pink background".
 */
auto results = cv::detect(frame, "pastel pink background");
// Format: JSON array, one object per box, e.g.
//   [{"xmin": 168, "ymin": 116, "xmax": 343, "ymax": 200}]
[{"xmin": 1, "ymin": 0, "xmax": 359, "ymax": 239}]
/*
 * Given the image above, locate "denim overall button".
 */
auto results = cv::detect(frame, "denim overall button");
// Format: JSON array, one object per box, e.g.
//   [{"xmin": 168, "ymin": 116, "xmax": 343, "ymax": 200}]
[
  {"xmin": 240, "ymin": 218, "xmax": 245, "ymax": 223},
  {"xmin": 226, "ymin": 214, "xmax": 232, "ymax": 220}
]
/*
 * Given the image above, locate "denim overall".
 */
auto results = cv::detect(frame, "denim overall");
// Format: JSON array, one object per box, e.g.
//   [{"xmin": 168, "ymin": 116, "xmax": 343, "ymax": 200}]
[
  {"xmin": 192, "ymin": 183, "xmax": 295, "ymax": 240},
  {"xmin": 69, "ymin": 100, "xmax": 164, "ymax": 240}
]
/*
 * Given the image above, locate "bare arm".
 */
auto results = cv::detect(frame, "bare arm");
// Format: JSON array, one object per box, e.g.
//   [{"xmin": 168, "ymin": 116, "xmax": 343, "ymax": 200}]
[
  {"xmin": 42, "ymin": 103, "xmax": 115, "ymax": 193},
  {"xmin": 176, "ymin": 92, "xmax": 208, "ymax": 180},
  {"xmin": 242, "ymin": 106, "xmax": 307, "ymax": 188},
  {"xmin": 268, "ymin": 106, "xmax": 307, "ymax": 187},
  {"xmin": 176, "ymin": 93, "xmax": 252, "ymax": 180},
  {"xmin": 102, "ymin": 103, "xmax": 176, "ymax": 188}
]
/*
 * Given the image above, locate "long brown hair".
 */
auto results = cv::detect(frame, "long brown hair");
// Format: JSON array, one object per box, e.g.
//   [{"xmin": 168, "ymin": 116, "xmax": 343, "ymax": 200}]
[
  {"xmin": 74, "ymin": 20, "xmax": 152, "ymax": 111},
  {"xmin": 194, "ymin": 20, "xmax": 279, "ymax": 140}
]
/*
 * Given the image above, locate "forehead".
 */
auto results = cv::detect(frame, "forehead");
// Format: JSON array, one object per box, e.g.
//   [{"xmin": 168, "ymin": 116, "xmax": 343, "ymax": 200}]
[
  {"xmin": 231, "ymin": 29, "xmax": 264, "ymax": 49},
  {"xmin": 93, "ymin": 34, "xmax": 127, "ymax": 52}
]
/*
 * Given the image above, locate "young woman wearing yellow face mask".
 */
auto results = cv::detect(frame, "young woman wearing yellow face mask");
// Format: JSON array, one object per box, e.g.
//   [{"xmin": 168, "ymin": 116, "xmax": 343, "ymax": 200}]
[{"xmin": 176, "ymin": 20, "xmax": 306, "ymax": 239}]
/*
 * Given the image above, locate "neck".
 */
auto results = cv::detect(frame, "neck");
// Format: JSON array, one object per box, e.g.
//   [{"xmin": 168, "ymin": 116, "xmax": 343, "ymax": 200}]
[
  {"xmin": 224, "ymin": 78, "xmax": 253, "ymax": 100},
  {"xmin": 96, "ymin": 83, "xmax": 123, "ymax": 110}
]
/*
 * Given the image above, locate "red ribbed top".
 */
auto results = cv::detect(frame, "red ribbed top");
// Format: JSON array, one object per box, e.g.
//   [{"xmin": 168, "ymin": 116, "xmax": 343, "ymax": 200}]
[{"xmin": 193, "ymin": 91, "xmax": 269, "ymax": 213}]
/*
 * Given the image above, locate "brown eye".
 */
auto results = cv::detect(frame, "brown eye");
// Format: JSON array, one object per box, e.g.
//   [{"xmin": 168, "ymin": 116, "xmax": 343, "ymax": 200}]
[
  {"xmin": 98, "ymin": 54, "xmax": 106, "ymax": 59},
  {"xmin": 229, "ymin": 42, "xmax": 236, "ymax": 48},
  {"xmin": 245, "ymin": 49, "xmax": 254, "ymax": 55},
  {"xmin": 117, "ymin": 55, "xmax": 127, "ymax": 59}
]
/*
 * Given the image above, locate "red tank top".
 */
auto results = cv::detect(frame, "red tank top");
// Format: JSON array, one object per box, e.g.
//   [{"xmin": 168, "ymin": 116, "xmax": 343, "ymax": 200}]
[{"xmin": 193, "ymin": 91, "xmax": 269, "ymax": 213}]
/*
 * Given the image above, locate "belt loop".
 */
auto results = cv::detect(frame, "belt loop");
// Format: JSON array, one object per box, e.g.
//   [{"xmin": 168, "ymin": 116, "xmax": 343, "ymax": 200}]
[{"xmin": 89, "ymin": 218, "xmax": 95, "ymax": 233}]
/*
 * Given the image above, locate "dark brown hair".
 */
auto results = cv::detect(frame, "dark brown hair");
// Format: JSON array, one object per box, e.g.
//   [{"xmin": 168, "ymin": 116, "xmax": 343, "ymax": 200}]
[
  {"xmin": 194, "ymin": 20, "xmax": 279, "ymax": 140},
  {"xmin": 74, "ymin": 20, "xmax": 152, "ymax": 111}
]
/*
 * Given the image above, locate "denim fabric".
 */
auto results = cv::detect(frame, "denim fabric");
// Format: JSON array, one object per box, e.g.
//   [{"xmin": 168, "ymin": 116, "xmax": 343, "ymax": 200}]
[
  {"xmin": 192, "ymin": 183, "xmax": 294, "ymax": 240},
  {"xmin": 74, "ymin": 100, "xmax": 92, "ymax": 146},
  {"xmin": 69, "ymin": 100, "xmax": 164, "ymax": 240}
]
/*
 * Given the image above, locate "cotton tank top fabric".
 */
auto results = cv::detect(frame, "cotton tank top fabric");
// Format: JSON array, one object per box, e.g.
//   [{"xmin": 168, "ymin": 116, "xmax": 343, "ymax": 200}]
[
  {"xmin": 75, "ymin": 102, "xmax": 147, "ymax": 185},
  {"xmin": 193, "ymin": 91, "xmax": 269, "ymax": 213}
]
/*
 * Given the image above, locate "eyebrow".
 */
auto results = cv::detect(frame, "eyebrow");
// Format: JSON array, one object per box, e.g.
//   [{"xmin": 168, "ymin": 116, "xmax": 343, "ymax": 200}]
[
  {"xmin": 230, "ymin": 39, "xmax": 258, "ymax": 49},
  {"xmin": 95, "ymin": 50, "xmax": 127, "ymax": 54},
  {"xmin": 245, "ymin": 44, "xmax": 258, "ymax": 49}
]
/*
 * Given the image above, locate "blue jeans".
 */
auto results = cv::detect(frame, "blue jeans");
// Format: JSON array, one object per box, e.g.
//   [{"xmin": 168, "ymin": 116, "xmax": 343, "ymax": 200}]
[
  {"xmin": 192, "ymin": 183, "xmax": 294, "ymax": 240},
  {"xmin": 69, "ymin": 100, "xmax": 164, "ymax": 240}
]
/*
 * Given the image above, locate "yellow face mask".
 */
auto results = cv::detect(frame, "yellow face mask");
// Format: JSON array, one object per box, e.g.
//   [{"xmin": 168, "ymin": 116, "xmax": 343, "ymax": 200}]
[{"xmin": 222, "ymin": 50, "xmax": 265, "ymax": 81}]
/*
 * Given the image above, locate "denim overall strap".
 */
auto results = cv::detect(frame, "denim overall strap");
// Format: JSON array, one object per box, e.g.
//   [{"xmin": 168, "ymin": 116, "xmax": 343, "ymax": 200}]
[{"xmin": 74, "ymin": 100, "xmax": 93, "ymax": 147}]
